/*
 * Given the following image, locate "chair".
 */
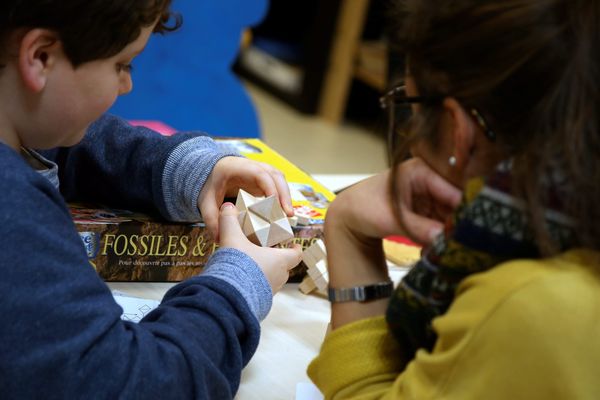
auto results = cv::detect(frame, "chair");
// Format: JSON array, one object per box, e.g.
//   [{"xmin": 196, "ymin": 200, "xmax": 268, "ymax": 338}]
[{"xmin": 109, "ymin": 0, "xmax": 269, "ymax": 138}]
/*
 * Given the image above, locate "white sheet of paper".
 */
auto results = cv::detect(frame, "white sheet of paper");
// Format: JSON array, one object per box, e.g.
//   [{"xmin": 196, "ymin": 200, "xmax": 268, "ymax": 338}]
[
  {"xmin": 112, "ymin": 291, "xmax": 160, "ymax": 323},
  {"xmin": 295, "ymin": 382, "xmax": 323, "ymax": 400}
]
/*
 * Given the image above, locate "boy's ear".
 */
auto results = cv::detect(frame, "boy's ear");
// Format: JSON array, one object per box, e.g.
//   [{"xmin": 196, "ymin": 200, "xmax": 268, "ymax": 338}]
[{"xmin": 18, "ymin": 29, "xmax": 62, "ymax": 92}]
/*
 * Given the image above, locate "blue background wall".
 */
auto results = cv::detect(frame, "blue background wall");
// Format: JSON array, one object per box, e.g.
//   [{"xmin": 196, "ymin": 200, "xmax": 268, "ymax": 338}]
[{"xmin": 109, "ymin": 0, "xmax": 268, "ymax": 138}]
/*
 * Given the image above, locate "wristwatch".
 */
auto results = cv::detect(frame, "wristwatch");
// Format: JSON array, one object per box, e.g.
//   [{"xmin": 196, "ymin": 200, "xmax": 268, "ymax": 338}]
[{"xmin": 328, "ymin": 281, "xmax": 394, "ymax": 303}]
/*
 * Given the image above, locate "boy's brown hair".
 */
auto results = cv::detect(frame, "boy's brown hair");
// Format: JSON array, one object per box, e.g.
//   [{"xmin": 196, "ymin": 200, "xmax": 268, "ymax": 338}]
[{"xmin": 0, "ymin": 0, "xmax": 181, "ymax": 67}]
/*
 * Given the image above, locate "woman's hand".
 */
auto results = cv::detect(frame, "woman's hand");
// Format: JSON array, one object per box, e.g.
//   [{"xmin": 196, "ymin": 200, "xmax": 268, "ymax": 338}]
[
  {"xmin": 328, "ymin": 158, "xmax": 461, "ymax": 247},
  {"xmin": 325, "ymin": 158, "xmax": 461, "ymax": 328},
  {"xmin": 198, "ymin": 156, "xmax": 294, "ymax": 240},
  {"xmin": 218, "ymin": 203, "xmax": 303, "ymax": 293}
]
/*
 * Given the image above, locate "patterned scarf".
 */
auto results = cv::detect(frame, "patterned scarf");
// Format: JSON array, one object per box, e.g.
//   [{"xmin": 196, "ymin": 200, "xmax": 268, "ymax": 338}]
[{"xmin": 386, "ymin": 161, "xmax": 577, "ymax": 359}]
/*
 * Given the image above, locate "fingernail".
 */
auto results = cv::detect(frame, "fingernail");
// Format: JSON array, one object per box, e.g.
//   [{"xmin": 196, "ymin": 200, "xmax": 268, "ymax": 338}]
[{"xmin": 221, "ymin": 202, "xmax": 234, "ymax": 210}]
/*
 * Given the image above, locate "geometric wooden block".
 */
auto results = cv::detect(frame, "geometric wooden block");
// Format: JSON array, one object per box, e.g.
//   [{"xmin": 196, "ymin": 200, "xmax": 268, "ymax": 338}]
[
  {"xmin": 307, "ymin": 259, "xmax": 327, "ymax": 281},
  {"xmin": 288, "ymin": 215, "xmax": 298, "ymax": 227},
  {"xmin": 299, "ymin": 275, "xmax": 327, "ymax": 297},
  {"xmin": 302, "ymin": 239, "xmax": 327, "ymax": 270},
  {"xmin": 312, "ymin": 273, "xmax": 328, "ymax": 292},
  {"xmin": 235, "ymin": 189, "xmax": 294, "ymax": 247},
  {"xmin": 308, "ymin": 259, "xmax": 328, "ymax": 292},
  {"xmin": 293, "ymin": 212, "xmax": 311, "ymax": 226},
  {"xmin": 299, "ymin": 274, "xmax": 317, "ymax": 294},
  {"xmin": 299, "ymin": 239, "xmax": 329, "ymax": 294}
]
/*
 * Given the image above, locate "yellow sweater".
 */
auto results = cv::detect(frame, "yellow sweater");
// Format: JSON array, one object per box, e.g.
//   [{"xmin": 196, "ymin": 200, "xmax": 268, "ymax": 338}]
[{"xmin": 308, "ymin": 249, "xmax": 600, "ymax": 399}]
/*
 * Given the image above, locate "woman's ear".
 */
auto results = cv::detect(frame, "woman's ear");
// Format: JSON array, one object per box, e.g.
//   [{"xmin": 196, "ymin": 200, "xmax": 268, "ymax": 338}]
[
  {"xmin": 442, "ymin": 97, "xmax": 505, "ymax": 182},
  {"xmin": 18, "ymin": 29, "xmax": 61, "ymax": 93},
  {"xmin": 441, "ymin": 97, "xmax": 477, "ymax": 172}
]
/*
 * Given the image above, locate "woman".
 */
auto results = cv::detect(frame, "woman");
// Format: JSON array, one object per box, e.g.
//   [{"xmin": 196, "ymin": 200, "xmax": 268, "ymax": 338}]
[{"xmin": 308, "ymin": 0, "xmax": 600, "ymax": 398}]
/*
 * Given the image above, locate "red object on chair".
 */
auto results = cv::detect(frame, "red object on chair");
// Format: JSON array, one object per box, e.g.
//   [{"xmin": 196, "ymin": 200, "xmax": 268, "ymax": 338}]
[
  {"xmin": 129, "ymin": 120, "xmax": 177, "ymax": 136},
  {"xmin": 385, "ymin": 235, "xmax": 419, "ymax": 247}
]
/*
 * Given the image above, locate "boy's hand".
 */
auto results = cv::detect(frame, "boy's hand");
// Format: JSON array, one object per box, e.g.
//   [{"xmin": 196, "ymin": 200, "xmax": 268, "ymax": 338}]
[
  {"xmin": 198, "ymin": 156, "xmax": 294, "ymax": 240},
  {"xmin": 218, "ymin": 203, "xmax": 302, "ymax": 293}
]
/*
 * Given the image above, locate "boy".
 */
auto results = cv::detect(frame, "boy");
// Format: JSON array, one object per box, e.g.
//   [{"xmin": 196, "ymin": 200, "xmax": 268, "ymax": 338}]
[{"xmin": 0, "ymin": 1, "xmax": 302, "ymax": 398}]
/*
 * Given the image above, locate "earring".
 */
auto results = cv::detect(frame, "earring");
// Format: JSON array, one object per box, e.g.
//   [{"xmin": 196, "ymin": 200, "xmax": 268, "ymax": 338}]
[{"xmin": 448, "ymin": 156, "xmax": 457, "ymax": 166}]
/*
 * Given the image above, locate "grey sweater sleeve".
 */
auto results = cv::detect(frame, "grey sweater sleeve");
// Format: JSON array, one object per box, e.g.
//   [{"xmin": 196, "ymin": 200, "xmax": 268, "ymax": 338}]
[
  {"xmin": 161, "ymin": 137, "xmax": 240, "ymax": 222},
  {"xmin": 39, "ymin": 114, "xmax": 240, "ymax": 222},
  {"xmin": 202, "ymin": 248, "xmax": 273, "ymax": 321}
]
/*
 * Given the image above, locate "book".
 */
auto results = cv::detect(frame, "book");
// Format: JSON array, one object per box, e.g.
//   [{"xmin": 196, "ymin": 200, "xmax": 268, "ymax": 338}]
[{"xmin": 72, "ymin": 138, "xmax": 335, "ymax": 282}]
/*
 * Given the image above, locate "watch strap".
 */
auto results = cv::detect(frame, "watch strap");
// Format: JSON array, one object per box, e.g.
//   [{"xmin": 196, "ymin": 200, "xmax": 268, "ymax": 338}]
[{"xmin": 328, "ymin": 281, "xmax": 394, "ymax": 303}]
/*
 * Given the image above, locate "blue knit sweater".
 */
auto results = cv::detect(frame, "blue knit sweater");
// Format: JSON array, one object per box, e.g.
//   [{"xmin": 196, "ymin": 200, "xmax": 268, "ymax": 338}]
[{"xmin": 0, "ymin": 114, "xmax": 272, "ymax": 399}]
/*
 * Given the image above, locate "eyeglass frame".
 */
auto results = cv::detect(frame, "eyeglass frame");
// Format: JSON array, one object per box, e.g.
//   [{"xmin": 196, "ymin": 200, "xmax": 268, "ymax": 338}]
[{"xmin": 380, "ymin": 84, "xmax": 496, "ymax": 162}]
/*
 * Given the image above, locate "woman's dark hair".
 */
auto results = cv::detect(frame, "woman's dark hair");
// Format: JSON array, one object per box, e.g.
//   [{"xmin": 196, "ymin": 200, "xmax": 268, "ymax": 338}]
[
  {"xmin": 387, "ymin": 0, "xmax": 600, "ymax": 253},
  {"xmin": 0, "ymin": 0, "xmax": 181, "ymax": 67}
]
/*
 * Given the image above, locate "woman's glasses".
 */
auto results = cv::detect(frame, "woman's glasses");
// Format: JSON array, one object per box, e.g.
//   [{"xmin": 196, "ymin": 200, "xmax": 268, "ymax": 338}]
[
  {"xmin": 379, "ymin": 84, "xmax": 441, "ymax": 163},
  {"xmin": 380, "ymin": 84, "xmax": 496, "ymax": 163},
  {"xmin": 379, "ymin": 84, "xmax": 442, "ymax": 109}
]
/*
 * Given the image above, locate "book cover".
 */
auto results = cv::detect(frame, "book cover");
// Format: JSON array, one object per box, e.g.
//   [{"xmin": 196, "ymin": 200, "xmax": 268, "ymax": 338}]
[{"xmin": 72, "ymin": 138, "xmax": 335, "ymax": 282}]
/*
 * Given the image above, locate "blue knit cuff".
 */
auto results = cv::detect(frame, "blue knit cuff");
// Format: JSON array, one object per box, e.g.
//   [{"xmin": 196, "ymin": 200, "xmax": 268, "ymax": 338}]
[
  {"xmin": 161, "ymin": 137, "xmax": 239, "ymax": 222},
  {"xmin": 202, "ymin": 248, "xmax": 273, "ymax": 321}
]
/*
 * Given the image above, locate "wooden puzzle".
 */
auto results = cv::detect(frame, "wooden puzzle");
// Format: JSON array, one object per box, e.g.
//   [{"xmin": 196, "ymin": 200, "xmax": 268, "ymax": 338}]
[
  {"xmin": 299, "ymin": 239, "xmax": 328, "ymax": 295},
  {"xmin": 288, "ymin": 212, "xmax": 310, "ymax": 228},
  {"xmin": 288, "ymin": 215, "xmax": 298, "ymax": 227},
  {"xmin": 235, "ymin": 189, "xmax": 294, "ymax": 247},
  {"xmin": 293, "ymin": 212, "xmax": 311, "ymax": 226}
]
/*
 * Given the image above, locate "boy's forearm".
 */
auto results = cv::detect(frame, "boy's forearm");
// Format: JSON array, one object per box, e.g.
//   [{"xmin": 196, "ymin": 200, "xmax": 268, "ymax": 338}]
[{"xmin": 38, "ymin": 114, "xmax": 234, "ymax": 220}]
